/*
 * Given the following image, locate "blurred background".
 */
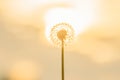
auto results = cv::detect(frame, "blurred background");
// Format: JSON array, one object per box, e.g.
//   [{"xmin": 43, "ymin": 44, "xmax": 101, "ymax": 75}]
[{"xmin": 0, "ymin": 0, "xmax": 120, "ymax": 80}]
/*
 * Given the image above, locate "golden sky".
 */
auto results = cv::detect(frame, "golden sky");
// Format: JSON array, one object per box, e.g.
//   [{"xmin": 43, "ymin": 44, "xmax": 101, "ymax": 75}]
[{"xmin": 0, "ymin": 0, "xmax": 120, "ymax": 80}]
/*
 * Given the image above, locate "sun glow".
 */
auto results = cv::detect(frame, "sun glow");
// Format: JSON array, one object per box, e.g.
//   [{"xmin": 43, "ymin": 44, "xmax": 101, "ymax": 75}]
[{"xmin": 44, "ymin": 7, "xmax": 94, "ymax": 43}]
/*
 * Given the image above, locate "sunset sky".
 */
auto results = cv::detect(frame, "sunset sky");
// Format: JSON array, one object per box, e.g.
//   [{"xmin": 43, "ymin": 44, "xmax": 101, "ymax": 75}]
[{"xmin": 0, "ymin": 0, "xmax": 120, "ymax": 80}]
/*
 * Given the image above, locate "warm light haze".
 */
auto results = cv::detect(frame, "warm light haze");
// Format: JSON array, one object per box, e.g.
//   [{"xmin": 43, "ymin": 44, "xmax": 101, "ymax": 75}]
[{"xmin": 0, "ymin": 0, "xmax": 120, "ymax": 80}]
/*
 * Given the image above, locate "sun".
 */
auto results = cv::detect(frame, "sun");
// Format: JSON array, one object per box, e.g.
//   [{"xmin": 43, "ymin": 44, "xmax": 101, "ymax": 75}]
[
  {"xmin": 44, "ymin": 8, "xmax": 77, "ymax": 43},
  {"xmin": 44, "ymin": 7, "xmax": 94, "ymax": 44}
]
